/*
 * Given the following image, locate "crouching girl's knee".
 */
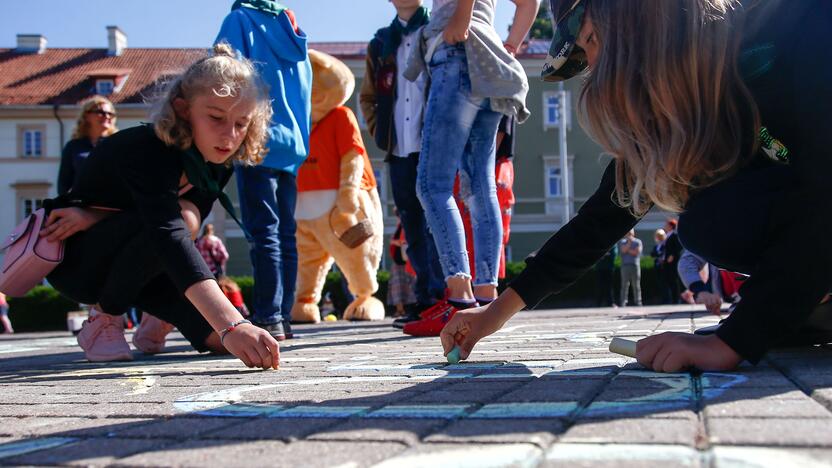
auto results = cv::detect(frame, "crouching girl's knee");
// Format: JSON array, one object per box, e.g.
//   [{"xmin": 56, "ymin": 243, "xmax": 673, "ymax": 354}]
[{"xmin": 178, "ymin": 199, "xmax": 201, "ymax": 240}]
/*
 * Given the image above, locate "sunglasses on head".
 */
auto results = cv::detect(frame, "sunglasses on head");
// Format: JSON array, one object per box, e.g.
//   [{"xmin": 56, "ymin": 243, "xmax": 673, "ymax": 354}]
[
  {"xmin": 541, "ymin": 0, "xmax": 588, "ymax": 82},
  {"xmin": 88, "ymin": 109, "xmax": 116, "ymax": 119}
]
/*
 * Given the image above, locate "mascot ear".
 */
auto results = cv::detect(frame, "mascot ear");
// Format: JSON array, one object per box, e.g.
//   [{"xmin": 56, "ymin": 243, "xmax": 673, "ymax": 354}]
[{"xmin": 309, "ymin": 49, "xmax": 356, "ymax": 123}]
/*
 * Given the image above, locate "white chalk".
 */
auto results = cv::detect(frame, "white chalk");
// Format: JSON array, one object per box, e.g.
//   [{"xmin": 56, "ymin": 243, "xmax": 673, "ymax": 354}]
[
  {"xmin": 609, "ymin": 337, "xmax": 638, "ymax": 358},
  {"xmin": 447, "ymin": 346, "xmax": 462, "ymax": 364}
]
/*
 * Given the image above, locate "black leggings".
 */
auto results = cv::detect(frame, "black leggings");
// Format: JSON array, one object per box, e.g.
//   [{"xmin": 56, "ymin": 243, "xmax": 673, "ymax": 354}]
[{"xmin": 48, "ymin": 212, "xmax": 213, "ymax": 351}]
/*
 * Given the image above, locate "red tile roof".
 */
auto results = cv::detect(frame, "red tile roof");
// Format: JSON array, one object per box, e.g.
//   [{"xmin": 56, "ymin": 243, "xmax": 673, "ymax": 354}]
[
  {"xmin": 0, "ymin": 48, "xmax": 207, "ymax": 106},
  {"xmin": 0, "ymin": 40, "xmax": 549, "ymax": 106}
]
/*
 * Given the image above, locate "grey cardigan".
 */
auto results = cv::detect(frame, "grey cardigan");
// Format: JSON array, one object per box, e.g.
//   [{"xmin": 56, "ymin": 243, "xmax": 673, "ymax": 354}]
[{"xmin": 404, "ymin": 0, "xmax": 530, "ymax": 122}]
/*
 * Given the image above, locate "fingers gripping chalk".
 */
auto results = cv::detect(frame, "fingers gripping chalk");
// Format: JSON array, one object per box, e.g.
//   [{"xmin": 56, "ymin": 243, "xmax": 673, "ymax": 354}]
[
  {"xmin": 609, "ymin": 337, "xmax": 638, "ymax": 358},
  {"xmin": 447, "ymin": 345, "xmax": 462, "ymax": 364}
]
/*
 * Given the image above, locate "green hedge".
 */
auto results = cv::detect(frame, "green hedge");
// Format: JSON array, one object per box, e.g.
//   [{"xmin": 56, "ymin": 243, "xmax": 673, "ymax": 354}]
[
  {"xmin": 7, "ymin": 286, "xmax": 79, "ymax": 333},
  {"xmin": 6, "ymin": 259, "xmax": 665, "ymax": 331}
]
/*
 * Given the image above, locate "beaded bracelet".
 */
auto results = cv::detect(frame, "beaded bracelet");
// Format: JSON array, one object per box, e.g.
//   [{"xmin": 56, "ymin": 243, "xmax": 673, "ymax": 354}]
[{"xmin": 218, "ymin": 319, "xmax": 252, "ymax": 344}]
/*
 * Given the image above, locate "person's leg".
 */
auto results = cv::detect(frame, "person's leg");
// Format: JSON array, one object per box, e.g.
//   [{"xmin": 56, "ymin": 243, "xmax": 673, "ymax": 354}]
[
  {"xmin": 275, "ymin": 171, "xmax": 298, "ymax": 337},
  {"xmin": 133, "ymin": 275, "xmax": 216, "ymax": 353},
  {"xmin": 634, "ymin": 265, "xmax": 643, "ymax": 306},
  {"xmin": 620, "ymin": 265, "xmax": 632, "ymax": 306},
  {"xmin": 416, "ymin": 44, "xmax": 484, "ymax": 302},
  {"xmin": 236, "ymin": 165, "xmax": 285, "ymax": 339},
  {"xmin": 389, "ymin": 154, "xmax": 445, "ymax": 308},
  {"xmin": 0, "ymin": 307, "xmax": 12, "ymax": 334},
  {"xmin": 459, "ymin": 105, "xmax": 502, "ymax": 300}
]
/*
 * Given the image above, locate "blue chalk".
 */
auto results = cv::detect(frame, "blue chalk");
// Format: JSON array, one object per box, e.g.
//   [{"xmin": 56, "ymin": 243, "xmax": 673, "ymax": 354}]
[{"xmin": 447, "ymin": 346, "xmax": 462, "ymax": 364}]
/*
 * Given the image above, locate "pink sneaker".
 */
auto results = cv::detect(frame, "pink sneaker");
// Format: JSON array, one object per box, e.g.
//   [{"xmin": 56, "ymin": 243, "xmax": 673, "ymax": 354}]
[
  {"xmin": 76, "ymin": 309, "xmax": 133, "ymax": 362},
  {"xmin": 132, "ymin": 312, "xmax": 174, "ymax": 354}
]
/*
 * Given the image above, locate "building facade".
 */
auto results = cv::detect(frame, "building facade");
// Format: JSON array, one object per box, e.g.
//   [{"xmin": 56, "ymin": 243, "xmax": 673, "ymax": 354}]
[{"xmin": 0, "ymin": 32, "xmax": 671, "ymax": 276}]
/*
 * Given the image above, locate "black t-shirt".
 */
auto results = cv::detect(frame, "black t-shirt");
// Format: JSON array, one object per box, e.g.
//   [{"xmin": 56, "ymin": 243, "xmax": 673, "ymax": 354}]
[
  {"xmin": 66, "ymin": 125, "xmax": 233, "ymax": 293},
  {"xmin": 57, "ymin": 138, "xmax": 95, "ymax": 195}
]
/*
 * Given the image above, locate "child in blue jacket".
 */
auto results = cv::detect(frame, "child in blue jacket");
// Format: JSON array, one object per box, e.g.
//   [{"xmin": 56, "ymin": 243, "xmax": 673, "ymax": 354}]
[{"xmin": 215, "ymin": 0, "xmax": 312, "ymax": 341}]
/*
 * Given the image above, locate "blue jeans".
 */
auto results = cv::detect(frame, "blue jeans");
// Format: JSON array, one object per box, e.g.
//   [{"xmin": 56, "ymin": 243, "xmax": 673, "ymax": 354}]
[
  {"xmin": 236, "ymin": 165, "xmax": 298, "ymax": 325},
  {"xmin": 389, "ymin": 153, "xmax": 445, "ymax": 305},
  {"xmin": 417, "ymin": 44, "xmax": 503, "ymax": 286}
]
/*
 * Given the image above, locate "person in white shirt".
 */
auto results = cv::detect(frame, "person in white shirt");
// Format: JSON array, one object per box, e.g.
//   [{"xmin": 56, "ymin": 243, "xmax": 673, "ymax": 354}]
[{"xmin": 360, "ymin": 0, "xmax": 445, "ymax": 327}]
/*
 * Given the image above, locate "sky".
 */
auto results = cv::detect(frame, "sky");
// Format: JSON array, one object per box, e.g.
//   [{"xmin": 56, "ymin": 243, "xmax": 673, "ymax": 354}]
[{"xmin": 1, "ymin": 1, "xmax": 519, "ymax": 48}]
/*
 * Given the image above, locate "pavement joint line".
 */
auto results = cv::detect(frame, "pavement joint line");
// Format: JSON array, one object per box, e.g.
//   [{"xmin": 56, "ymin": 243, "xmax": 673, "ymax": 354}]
[{"xmin": 764, "ymin": 354, "xmax": 832, "ymax": 416}]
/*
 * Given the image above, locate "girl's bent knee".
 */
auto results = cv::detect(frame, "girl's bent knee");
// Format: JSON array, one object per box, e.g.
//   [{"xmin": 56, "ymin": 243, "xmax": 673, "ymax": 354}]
[{"xmin": 179, "ymin": 199, "xmax": 202, "ymax": 240}]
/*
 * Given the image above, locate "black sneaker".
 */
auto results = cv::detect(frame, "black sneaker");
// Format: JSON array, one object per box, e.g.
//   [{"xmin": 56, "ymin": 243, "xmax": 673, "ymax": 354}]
[
  {"xmin": 282, "ymin": 320, "xmax": 294, "ymax": 340},
  {"xmin": 392, "ymin": 303, "xmax": 430, "ymax": 329},
  {"xmin": 253, "ymin": 320, "xmax": 286, "ymax": 341},
  {"xmin": 392, "ymin": 314, "xmax": 421, "ymax": 329}
]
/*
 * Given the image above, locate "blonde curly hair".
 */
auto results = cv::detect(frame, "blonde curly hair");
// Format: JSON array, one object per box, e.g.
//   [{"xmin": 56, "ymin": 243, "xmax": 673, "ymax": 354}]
[
  {"xmin": 71, "ymin": 95, "xmax": 118, "ymax": 140},
  {"xmin": 150, "ymin": 42, "xmax": 272, "ymax": 165}
]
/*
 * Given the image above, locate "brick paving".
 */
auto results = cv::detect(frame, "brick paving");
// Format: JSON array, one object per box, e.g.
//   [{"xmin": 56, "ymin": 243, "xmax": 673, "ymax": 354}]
[{"xmin": 0, "ymin": 305, "xmax": 830, "ymax": 467}]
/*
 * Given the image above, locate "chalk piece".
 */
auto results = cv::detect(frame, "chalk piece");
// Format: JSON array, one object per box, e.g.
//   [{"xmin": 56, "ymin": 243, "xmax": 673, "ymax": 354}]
[
  {"xmin": 447, "ymin": 346, "xmax": 462, "ymax": 364},
  {"xmin": 609, "ymin": 337, "xmax": 637, "ymax": 358},
  {"xmin": 324, "ymin": 314, "xmax": 337, "ymax": 322}
]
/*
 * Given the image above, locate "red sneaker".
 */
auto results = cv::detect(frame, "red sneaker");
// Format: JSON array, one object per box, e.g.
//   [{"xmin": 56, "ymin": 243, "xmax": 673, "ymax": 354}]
[{"xmin": 403, "ymin": 300, "xmax": 459, "ymax": 337}]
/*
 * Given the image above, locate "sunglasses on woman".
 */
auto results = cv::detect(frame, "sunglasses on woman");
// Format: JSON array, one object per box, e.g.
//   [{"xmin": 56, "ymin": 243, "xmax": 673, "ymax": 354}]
[{"xmin": 88, "ymin": 109, "xmax": 116, "ymax": 119}]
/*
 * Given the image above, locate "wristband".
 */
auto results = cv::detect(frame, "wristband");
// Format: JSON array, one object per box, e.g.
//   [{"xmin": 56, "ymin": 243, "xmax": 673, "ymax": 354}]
[
  {"xmin": 218, "ymin": 319, "xmax": 251, "ymax": 344},
  {"xmin": 503, "ymin": 42, "xmax": 517, "ymax": 55}
]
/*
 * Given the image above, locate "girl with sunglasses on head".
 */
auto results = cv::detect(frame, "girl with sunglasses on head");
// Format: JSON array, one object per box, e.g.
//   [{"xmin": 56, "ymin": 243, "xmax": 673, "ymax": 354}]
[
  {"xmin": 441, "ymin": 0, "xmax": 832, "ymax": 372},
  {"xmin": 57, "ymin": 95, "xmax": 118, "ymax": 195}
]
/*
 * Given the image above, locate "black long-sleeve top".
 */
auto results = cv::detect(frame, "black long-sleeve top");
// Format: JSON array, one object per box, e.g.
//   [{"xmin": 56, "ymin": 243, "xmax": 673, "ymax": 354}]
[
  {"xmin": 65, "ymin": 125, "xmax": 233, "ymax": 293},
  {"xmin": 511, "ymin": 0, "xmax": 832, "ymax": 364},
  {"xmin": 57, "ymin": 138, "xmax": 95, "ymax": 195}
]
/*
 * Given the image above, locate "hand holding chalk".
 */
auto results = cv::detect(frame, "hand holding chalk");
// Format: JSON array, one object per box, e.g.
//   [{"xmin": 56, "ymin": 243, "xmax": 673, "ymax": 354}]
[
  {"xmin": 446, "ymin": 345, "xmax": 462, "ymax": 364},
  {"xmin": 609, "ymin": 337, "xmax": 638, "ymax": 358}
]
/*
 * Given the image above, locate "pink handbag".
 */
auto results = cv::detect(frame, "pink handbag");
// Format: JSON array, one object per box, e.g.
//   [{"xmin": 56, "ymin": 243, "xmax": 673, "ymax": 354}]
[{"xmin": 0, "ymin": 208, "xmax": 64, "ymax": 297}]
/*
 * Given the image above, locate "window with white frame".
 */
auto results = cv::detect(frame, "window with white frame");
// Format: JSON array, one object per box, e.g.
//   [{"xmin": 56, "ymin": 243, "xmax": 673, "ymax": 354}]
[
  {"xmin": 542, "ymin": 90, "xmax": 572, "ymax": 130},
  {"xmin": 13, "ymin": 182, "xmax": 51, "ymax": 222},
  {"xmin": 96, "ymin": 79, "xmax": 115, "ymax": 95},
  {"xmin": 18, "ymin": 125, "xmax": 45, "ymax": 158},
  {"xmin": 547, "ymin": 166, "xmax": 563, "ymax": 197},
  {"xmin": 542, "ymin": 155, "xmax": 575, "ymax": 216},
  {"xmin": 22, "ymin": 198, "xmax": 44, "ymax": 219}
]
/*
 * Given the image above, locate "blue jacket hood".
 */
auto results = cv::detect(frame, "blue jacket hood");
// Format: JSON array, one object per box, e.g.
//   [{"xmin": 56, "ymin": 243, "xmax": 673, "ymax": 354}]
[{"xmin": 216, "ymin": 7, "xmax": 312, "ymax": 174}]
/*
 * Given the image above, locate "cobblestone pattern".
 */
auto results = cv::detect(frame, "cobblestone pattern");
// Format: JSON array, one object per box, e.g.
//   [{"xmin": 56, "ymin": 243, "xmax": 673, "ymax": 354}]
[{"xmin": 0, "ymin": 306, "xmax": 830, "ymax": 466}]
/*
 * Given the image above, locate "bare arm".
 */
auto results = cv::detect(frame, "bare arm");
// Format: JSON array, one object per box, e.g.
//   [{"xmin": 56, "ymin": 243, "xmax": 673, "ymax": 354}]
[
  {"xmin": 505, "ymin": 0, "xmax": 540, "ymax": 52},
  {"xmin": 444, "ymin": 0, "xmax": 476, "ymax": 44},
  {"xmin": 185, "ymin": 279, "xmax": 279, "ymax": 369}
]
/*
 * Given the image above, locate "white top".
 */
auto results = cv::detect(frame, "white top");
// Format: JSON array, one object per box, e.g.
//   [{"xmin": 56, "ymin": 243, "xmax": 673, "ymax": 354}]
[
  {"xmin": 393, "ymin": 23, "xmax": 427, "ymax": 157},
  {"xmin": 295, "ymin": 190, "xmax": 338, "ymax": 220}
]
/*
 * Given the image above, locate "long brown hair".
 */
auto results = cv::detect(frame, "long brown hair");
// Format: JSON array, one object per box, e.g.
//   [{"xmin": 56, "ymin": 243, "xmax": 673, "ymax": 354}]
[{"xmin": 580, "ymin": 0, "xmax": 760, "ymax": 216}]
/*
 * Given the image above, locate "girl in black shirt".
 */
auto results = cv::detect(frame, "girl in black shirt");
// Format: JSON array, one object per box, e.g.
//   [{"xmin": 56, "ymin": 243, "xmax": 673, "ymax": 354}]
[
  {"xmin": 440, "ymin": 0, "xmax": 832, "ymax": 372},
  {"xmin": 41, "ymin": 43, "xmax": 280, "ymax": 369}
]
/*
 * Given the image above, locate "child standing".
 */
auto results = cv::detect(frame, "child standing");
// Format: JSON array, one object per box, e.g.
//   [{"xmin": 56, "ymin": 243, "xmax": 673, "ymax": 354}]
[
  {"xmin": 195, "ymin": 223, "xmax": 229, "ymax": 277},
  {"xmin": 42, "ymin": 44, "xmax": 279, "ymax": 368},
  {"xmin": 215, "ymin": 1, "xmax": 312, "ymax": 341},
  {"xmin": 402, "ymin": 0, "xmax": 539, "ymax": 337},
  {"xmin": 360, "ymin": 0, "xmax": 444, "ymax": 328}
]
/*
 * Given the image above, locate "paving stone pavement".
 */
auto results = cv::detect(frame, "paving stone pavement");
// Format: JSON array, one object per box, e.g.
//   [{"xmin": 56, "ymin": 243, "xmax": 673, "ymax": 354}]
[{"xmin": 0, "ymin": 305, "xmax": 830, "ymax": 467}]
